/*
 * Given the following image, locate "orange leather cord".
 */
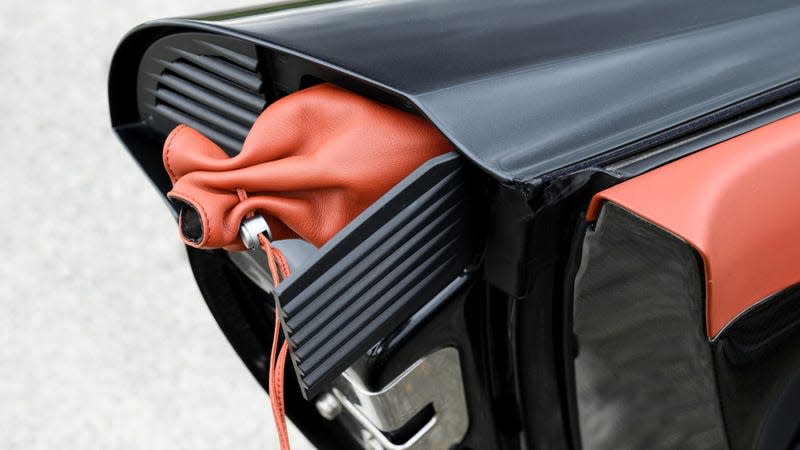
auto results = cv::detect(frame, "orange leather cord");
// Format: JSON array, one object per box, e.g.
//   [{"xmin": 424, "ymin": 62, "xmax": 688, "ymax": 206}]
[
  {"xmin": 240, "ymin": 182, "xmax": 290, "ymax": 450},
  {"xmin": 259, "ymin": 225, "xmax": 291, "ymax": 450}
]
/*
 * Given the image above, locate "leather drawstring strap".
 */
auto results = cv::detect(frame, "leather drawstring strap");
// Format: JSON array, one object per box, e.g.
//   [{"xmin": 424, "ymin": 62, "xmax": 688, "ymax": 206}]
[
  {"xmin": 237, "ymin": 189, "xmax": 291, "ymax": 450},
  {"xmin": 262, "ymin": 234, "xmax": 291, "ymax": 450}
]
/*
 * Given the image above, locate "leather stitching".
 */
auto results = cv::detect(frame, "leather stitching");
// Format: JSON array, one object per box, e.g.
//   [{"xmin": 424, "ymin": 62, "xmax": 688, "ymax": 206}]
[
  {"xmin": 272, "ymin": 247, "xmax": 292, "ymax": 279},
  {"xmin": 163, "ymin": 124, "xmax": 186, "ymax": 183},
  {"xmin": 167, "ymin": 189, "xmax": 210, "ymax": 247}
]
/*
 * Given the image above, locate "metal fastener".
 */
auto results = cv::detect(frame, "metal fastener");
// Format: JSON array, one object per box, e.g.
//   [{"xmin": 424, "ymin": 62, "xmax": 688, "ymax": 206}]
[
  {"xmin": 239, "ymin": 215, "xmax": 272, "ymax": 249},
  {"xmin": 315, "ymin": 392, "xmax": 343, "ymax": 421}
]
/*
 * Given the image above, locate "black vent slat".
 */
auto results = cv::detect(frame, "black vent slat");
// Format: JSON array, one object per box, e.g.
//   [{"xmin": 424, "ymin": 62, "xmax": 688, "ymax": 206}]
[
  {"xmin": 276, "ymin": 154, "xmax": 476, "ymax": 398},
  {"xmin": 170, "ymin": 47, "xmax": 263, "ymax": 92},
  {"xmin": 155, "ymin": 73, "xmax": 260, "ymax": 125},
  {"xmin": 150, "ymin": 88, "xmax": 250, "ymax": 140},
  {"xmin": 290, "ymin": 210, "xmax": 462, "ymax": 351},
  {"xmin": 160, "ymin": 60, "xmax": 267, "ymax": 112},
  {"xmin": 146, "ymin": 103, "xmax": 244, "ymax": 153},
  {"xmin": 295, "ymin": 230, "xmax": 460, "ymax": 368},
  {"xmin": 139, "ymin": 34, "xmax": 268, "ymax": 154},
  {"xmin": 282, "ymin": 170, "xmax": 461, "ymax": 320},
  {"xmin": 295, "ymin": 224, "xmax": 462, "ymax": 370},
  {"xmin": 194, "ymin": 39, "xmax": 259, "ymax": 71},
  {"xmin": 286, "ymin": 174, "xmax": 461, "ymax": 335},
  {"xmin": 302, "ymin": 253, "xmax": 458, "ymax": 386}
]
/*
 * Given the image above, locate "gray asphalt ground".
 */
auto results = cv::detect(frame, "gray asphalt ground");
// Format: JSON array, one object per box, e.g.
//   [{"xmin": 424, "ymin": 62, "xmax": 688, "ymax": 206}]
[{"xmin": 1, "ymin": 1, "xmax": 315, "ymax": 448}]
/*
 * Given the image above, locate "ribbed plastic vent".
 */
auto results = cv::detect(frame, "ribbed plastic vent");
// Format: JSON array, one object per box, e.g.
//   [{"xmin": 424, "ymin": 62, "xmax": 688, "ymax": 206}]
[
  {"xmin": 137, "ymin": 34, "xmax": 267, "ymax": 155},
  {"xmin": 276, "ymin": 153, "xmax": 476, "ymax": 399}
]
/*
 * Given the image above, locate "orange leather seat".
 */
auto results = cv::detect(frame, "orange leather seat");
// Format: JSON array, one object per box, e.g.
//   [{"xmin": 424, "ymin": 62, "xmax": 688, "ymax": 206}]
[{"xmin": 163, "ymin": 83, "xmax": 453, "ymax": 251}]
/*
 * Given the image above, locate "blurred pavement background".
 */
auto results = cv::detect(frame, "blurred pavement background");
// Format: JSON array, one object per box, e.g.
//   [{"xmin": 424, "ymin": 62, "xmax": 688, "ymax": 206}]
[{"xmin": 0, "ymin": 1, "xmax": 315, "ymax": 448}]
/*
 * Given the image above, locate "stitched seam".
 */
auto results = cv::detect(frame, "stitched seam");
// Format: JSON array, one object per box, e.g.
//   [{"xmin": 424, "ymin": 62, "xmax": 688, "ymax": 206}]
[
  {"xmin": 168, "ymin": 189, "xmax": 211, "ymax": 246},
  {"xmin": 272, "ymin": 248, "xmax": 291, "ymax": 279},
  {"xmin": 163, "ymin": 124, "xmax": 187, "ymax": 182},
  {"xmin": 276, "ymin": 343, "xmax": 288, "ymax": 436}
]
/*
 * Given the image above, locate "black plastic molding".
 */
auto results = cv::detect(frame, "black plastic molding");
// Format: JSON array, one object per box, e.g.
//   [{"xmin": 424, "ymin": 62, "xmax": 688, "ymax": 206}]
[{"xmin": 275, "ymin": 153, "xmax": 476, "ymax": 399}]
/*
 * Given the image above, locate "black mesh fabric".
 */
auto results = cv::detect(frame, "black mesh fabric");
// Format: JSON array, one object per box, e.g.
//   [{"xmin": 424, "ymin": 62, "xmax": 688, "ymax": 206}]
[{"xmin": 572, "ymin": 203, "xmax": 727, "ymax": 450}]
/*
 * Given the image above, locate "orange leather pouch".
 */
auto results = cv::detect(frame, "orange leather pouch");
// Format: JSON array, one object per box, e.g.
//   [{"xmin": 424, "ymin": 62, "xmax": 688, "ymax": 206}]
[{"xmin": 163, "ymin": 82, "xmax": 452, "ymax": 250}]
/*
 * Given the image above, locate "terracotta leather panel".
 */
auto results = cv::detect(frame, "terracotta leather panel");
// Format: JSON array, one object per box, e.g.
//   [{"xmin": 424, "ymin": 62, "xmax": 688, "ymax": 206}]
[
  {"xmin": 587, "ymin": 113, "xmax": 800, "ymax": 338},
  {"xmin": 163, "ymin": 83, "xmax": 452, "ymax": 250}
]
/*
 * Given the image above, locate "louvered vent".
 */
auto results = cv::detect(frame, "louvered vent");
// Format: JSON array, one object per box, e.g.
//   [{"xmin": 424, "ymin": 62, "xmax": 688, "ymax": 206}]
[
  {"xmin": 275, "ymin": 153, "xmax": 476, "ymax": 399},
  {"xmin": 137, "ymin": 33, "xmax": 267, "ymax": 155}
]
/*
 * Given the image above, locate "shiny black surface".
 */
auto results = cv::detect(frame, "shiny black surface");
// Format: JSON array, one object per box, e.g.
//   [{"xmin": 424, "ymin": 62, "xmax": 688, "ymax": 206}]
[
  {"xmin": 347, "ymin": 278, "xmax": 505, "ymax": 450},
  {"xmin": 714, "ymin": 284, "xmax": 800, "ymax": 450},
  {"xmin": 132, "ymin": 0, "xmax": 800, "ymax": 182}
]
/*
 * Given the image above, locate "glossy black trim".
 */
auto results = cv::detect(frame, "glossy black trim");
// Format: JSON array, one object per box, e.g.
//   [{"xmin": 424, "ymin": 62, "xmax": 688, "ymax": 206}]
[
  {"xmin": 515, "ymin": 170, "xmax": 618, "ymax": 450},
  {"xmin": 714, "ymin": 284, "xmax": 800, "ymax": 450},
  {"xmin": 348, "ymin": 278, "xmax": 507, "ymax": 450},
  {"xmin": 481, "ymin": 286, "xmax": 525, "ymax": 449},
  {"xmin": 604, "ymin": 85, "xmax": 800, "ymax": 178},
  {"xmin": 757, "ymin": 372, "xmax": 800, "ymax": 450},
  {"xmin": 561, "ymin": 217, "xmax": 589, "ymax": 450}
]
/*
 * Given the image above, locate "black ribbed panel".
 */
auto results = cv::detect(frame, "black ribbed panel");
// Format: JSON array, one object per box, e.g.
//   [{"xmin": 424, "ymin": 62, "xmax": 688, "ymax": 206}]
[
  {"xmin": 276, "ymin": 153, "xmax": 475, "ymax": 399},
  {"xmin": 137, "ymin": 34, "xmax": 267, "ymax": 155}
]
